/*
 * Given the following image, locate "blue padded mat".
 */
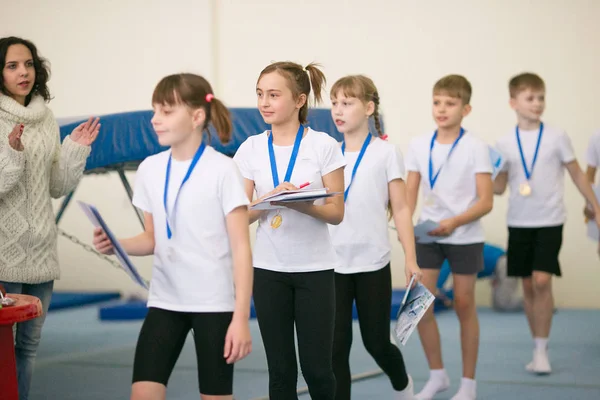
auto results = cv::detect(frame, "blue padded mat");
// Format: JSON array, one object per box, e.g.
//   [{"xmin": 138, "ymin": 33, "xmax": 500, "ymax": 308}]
[
  {"xmin": 59, "ymin": 108, "xmax": 384, "ymax": 172},
  {"xmin": 49, "ymin": 292, "xmax": 121, "ymax": 311},
  {"xmin": 98, "ymin": 289, "xmax": 449, "ymax": 321}
]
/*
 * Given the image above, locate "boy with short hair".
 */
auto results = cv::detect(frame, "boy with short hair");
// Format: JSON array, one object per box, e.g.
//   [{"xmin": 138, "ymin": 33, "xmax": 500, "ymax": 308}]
[
  {"xmin": 494, "ymin": 72, "xmax": 600, "ymax": 375},
  {"xmin": 406, "ymin": 74, "xmax": 494, "ymax": 400}
]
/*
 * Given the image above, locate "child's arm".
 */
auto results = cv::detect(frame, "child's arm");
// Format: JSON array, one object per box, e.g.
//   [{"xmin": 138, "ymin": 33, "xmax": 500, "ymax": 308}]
[
  {"xmin": 565, "ymin": 161, "xmax": 600, "ymax": 224},
  {"xmin": 242, "ymin": 178, "xmax": 266, "ymax": 224},
  {"xmin": 405, "ymin": 171, "xmax": 421, "ymax": 217},
  {"xmin": 586, "ymin": 166, "xmax": 596, "ymax": 184},
  {"xmin": 429, "ymin": 172, "xmax": 494, "ymax": 236},
  {"xmin": 584, "ymin": 133, "xmax": 599, "ymax": 186},
  {"xmin": 583, "ymin": 166, "xmax": 596, "ymax": 221},
  {"xmin": 389, "ymin": 178, "xmax": 422, "ymax": 283},
  {"xmin": 93, "ymin": 212, "xmax": 155, "ymax": 256},
  {"xmin": 273, "ymin": 167, "xmax": 345, "ymax": 225},
  {"xmin": 223, "ymin": 205, "xmax": 253, "ymax": 364},
  {"xmin": 493, "ymin": 171, "xmax": 508, "ymax": 195}
]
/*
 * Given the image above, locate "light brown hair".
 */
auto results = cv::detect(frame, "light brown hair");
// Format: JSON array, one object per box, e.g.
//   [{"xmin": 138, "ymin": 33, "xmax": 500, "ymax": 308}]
[
  {"xmin": 330, "ymin": 75, "xmax": 383, "ymax": 137},
  {"xmin": 257, "ymin": 61, "xmax": 326, "ymax": 124},
  {"xmin": 332, "ymin": 74, "xmax": 394, "ymax": 218},
  {"xmin": 152, "ymin": 73, "xmax": 232, "ymax": 143},
  {"xmin": 509, "ymin": 72, "xmax": 545, "ymax": 98},
  {"xmin": 433, "ymin": 74, "xmax": 472, "ymax": 104}
]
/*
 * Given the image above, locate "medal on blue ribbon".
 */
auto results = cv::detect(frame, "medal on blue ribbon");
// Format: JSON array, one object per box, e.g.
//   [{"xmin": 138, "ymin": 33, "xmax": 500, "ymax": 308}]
[
  {"xmin": 267, "ymin": 125, "xmax": 304, "ymax": 228},
  {"xmin": 427, "ymin": 128, "xmax": 465, "ymax": 204},
  {"xmin": 163, "ymin": 142, "xmax": 207, "ymax": 260},
  {"xmin": 341, "ymin": 133, "xmax": 372, "ymax": 202},
  {"xmin": 516, "ymin": 123, "xmax": 543, "ymax": 197}
]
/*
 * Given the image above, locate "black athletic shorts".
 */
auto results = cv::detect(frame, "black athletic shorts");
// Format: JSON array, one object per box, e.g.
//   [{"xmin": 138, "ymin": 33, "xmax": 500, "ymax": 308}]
[
  {"xmin": 506, "ymin": 225, "xmax": 563, "ymax": 277},
  {"xmin": 132, "ymin": 307, "xmax": 234, "ymax": 395}
]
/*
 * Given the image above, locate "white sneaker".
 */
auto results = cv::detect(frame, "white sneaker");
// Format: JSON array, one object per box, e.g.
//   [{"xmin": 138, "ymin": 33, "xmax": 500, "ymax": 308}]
[
  {"xmin": 415, "ymin": 372, "xmax": 450, "ymax": 400},
  {"xmin": 394, "ymin": 375, "xmax": 416, "ymax": 400},
  {"xmin": 525, "ymin": 348, "xmax": 551, "ymax": 374},
  {"xmin": 450, "ymin": 390, "xmax": 476, "ymax": 400}
]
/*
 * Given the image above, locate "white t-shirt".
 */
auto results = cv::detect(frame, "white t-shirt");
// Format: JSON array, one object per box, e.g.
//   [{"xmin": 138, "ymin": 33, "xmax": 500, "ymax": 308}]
[
  {"xmin": 233, "ymin": 128, "xmax": 346, "ymax": 273},
  {"xmin": 496, "ymin": 124, "xmax": 576, "ymax": 227},
  {"xmin": 328, "ymin": 138, "xmax": 405, "ymax": 274},
  {"xmin": 405, "ymin": 130, "xmax": 493, "ymax": 245},
  {"xmin": 132, "ymin": 145, "xmax": 249, "ymax": 312},
  {"xmin": 585, "ymin": 130, "xmax": 600, "ymax": 170}
]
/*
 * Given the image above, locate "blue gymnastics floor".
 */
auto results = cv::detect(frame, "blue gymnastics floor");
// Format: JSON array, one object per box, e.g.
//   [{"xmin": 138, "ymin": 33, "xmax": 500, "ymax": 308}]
[{"xmin": 29, "ymin": 304, "xmax": 600, "ymax": 399}]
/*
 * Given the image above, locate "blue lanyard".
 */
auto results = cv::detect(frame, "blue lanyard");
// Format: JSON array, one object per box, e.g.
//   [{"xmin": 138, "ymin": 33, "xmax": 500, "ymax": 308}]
[
  {"xmin": 428, "ymin": 128, "xmax": 465, "ymax": 190},
  {"xmin": 516, "ymin": 122, "xmax": 544, "ymax": 181},
  {"xmin": 341, "ymin": 133, "xmax": 372, "ymax": 202},
  {"xmin": 268, "ymin": 124, "xmax": 304, "ymax": 188},
  {"xmin": 163, "ymin": 142, "xmax": 207, "ymax": 239}
]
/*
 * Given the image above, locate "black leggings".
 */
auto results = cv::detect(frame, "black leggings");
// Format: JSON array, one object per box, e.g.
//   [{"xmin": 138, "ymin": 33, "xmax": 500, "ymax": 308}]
[
  {"xmin": 332, "ymin": 264, "xmax": 409, "ymax": 399},
  {"xmin": 253, "ymin": 267, "xmax": 336, "ymax": 400}
]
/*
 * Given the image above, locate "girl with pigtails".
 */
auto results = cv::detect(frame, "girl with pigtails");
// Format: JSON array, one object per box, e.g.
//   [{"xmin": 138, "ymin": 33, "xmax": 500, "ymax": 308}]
[{"xmin": 328, "ymin": 75, "xmax": 422, "ymax": 400}]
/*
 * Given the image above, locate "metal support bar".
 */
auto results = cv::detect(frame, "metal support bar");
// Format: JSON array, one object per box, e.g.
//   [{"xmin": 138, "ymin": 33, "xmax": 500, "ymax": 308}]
[
  {"xmin": 55, "ymin": 185, "xmax": 78, "ymax": 225},
  {"xmin": 117, "ymin": 168, "xmax": 145, "ymax": 228}
]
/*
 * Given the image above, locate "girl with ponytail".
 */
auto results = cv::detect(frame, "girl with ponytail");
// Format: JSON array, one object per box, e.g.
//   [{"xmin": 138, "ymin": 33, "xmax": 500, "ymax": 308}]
[
  {"xmin": 93, "ymin": 73, "xmax": 253, "ymax": 400},
  {"xmin": 234, "ymin": 61, "xmax": 345, "ymax": 399}
]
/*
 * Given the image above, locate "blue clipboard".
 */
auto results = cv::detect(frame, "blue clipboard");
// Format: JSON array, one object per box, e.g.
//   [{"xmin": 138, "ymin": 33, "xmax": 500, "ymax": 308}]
[{"xmin": 78, "ymin": 201, "xmax": 149, "ymax": 290}]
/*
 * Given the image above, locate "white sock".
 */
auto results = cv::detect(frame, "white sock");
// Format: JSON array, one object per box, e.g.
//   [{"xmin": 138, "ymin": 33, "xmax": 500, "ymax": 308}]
[
  {"xmin": 459, "ymin": 377, "xmax": 476, "ymax": 393},
  {"xmin": 430, "ymin": 369, "xmax": 448, "ymax": 380},
  {"xmin": 534, "ymin": 337, "xmax": 548, "ymax": 351},
  {"xmin": 450, "ymin": 378, "xmax": 476, "ymax": 400},
  {"xmin": 416, "ymin": 369, "xmax": 450, "ymax": 399}
]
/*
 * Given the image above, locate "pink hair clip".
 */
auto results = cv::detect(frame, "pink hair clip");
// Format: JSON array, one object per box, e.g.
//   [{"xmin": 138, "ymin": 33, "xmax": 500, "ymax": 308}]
[
  {"xmin": 381, "ymin": 134, "xmax": 388, "ymax": 140},
  {"xmin": 206, "ymin": 93, "xmax": 214, "ymax": 103}
]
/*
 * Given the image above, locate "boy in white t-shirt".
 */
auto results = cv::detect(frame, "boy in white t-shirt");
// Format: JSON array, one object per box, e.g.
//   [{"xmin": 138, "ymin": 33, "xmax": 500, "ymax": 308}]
[
  {"xmin": 494, "ymin": 72, "xmax": 600, "ymax": 375},
  {"xmin": 406, "ymin": 75, "xmax": 493, "ymax": 400}
]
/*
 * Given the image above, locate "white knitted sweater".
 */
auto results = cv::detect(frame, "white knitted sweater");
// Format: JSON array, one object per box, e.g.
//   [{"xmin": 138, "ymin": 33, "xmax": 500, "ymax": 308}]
[{"xmin": 0, "ymin": 94, "xmax": 90, "ymax": 284}]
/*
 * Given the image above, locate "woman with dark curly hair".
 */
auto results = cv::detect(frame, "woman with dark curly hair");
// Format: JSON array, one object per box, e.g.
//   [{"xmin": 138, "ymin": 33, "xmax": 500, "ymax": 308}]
[{"xmin": 0, "ymin": 36, "xmax": 101, "ymax": 400}]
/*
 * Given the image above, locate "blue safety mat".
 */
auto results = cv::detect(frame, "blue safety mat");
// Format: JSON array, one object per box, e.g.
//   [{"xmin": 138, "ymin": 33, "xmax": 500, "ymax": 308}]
[
  {"xmin": 59, "ymin": 108, "xmax": 385, "ymax": 172},
  {"xmin": 98, "ymin": 289, "xmax": 448, "ymax": 321},
  {"xmin": 49, "ymin": 292, "xmax": 121, "ymax": 312}
]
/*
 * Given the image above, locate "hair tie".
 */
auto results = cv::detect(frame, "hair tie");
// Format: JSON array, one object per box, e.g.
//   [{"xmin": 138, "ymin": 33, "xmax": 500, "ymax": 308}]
[{"xmin": 206, "ymin": 93, "xmax": 214, "ymax": 103}]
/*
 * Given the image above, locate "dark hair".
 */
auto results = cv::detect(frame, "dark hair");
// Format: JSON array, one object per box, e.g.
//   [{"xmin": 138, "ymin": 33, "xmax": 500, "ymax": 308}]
[
  {"xmin": 433, "ymin": 74, "xmax": 472, "ymax": 105},
  {"xmin": 509, "ymin": 72, "xmax": 545, "ymax": 98},
  {"xmin": 0, "ymin": 36, "xmax": 52, "ymax": 104},
  {"xmin": 330, "ymin": 75, "xmax": 383, "ymax": 137},
  {"xmin": 152, "ymin": 73, "xmax": 232, "ymax": 143},
  {"xmin": 257, "ymin": 61, "xmax": 326, "ymax": 124}
]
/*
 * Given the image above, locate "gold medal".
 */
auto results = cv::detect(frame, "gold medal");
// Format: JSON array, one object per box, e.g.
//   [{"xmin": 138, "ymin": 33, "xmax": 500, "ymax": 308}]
[
  {"xmin": 271, "ymin": 213, "xmax": 282, "ymax": 229},
  {"xmin": 519, "ymin": 182, "xmax": 532, "ymax": 197},
  {"xmin": 424, "ymin": 194, "xmax": 435, "ymax": 206}
]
